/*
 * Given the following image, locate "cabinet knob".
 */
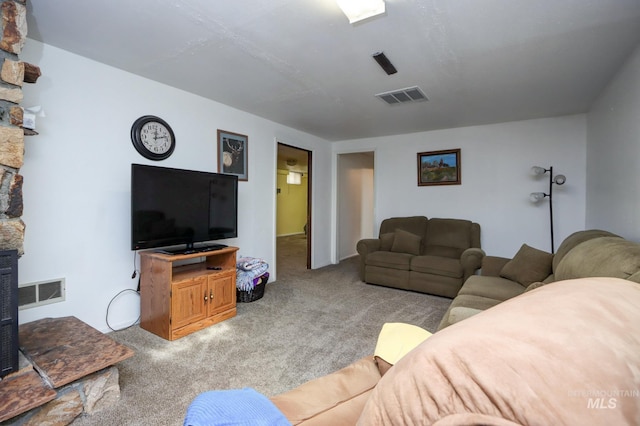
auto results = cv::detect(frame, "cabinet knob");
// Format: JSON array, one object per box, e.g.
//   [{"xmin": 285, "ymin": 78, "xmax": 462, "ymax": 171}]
[
  {"xmin": 210, "ymin": 291, "xmax": 214, "ymax": 300},
  {"xmin": 204, "ymin": 294, "xmax": 208, "ymax": 302}
]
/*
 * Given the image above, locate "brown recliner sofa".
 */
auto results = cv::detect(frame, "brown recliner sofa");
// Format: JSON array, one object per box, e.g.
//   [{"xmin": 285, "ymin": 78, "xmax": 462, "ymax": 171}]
[
  {"xmin": 356, "ymin": 216, "xmax": 483, "ymax": 298},
  {"xmin": 437, "ymin": 229, "xmax": 640, "ymax": 330}
]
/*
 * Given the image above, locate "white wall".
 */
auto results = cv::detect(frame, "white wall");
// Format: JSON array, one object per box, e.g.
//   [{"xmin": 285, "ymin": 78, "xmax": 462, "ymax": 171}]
[
  {"xmin": 18, "ymin": 40, "xmax": 332, "ymax": 332},
  {"xmin": 336, "ymin": 152, "xmax": 374, "ymax": 260},
  {"xmin": 586, "ymin": 44, "xmax": 640, "ymax": 242},
  {"xmin": 333, "ymin": 116, "xmax": 587, "ymax": 257}
]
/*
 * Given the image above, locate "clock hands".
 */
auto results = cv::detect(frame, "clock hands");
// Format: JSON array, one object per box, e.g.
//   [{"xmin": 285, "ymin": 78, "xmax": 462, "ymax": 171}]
[{"xmin": 132, "ymin": 115, "xmax": 175, "ymax": 160}]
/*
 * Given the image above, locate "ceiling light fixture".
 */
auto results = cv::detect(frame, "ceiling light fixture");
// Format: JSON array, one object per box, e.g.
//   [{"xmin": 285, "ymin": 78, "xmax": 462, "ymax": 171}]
[{"xmin": 336, "ymin": 0, "xmax": 385, "ymax": 24}]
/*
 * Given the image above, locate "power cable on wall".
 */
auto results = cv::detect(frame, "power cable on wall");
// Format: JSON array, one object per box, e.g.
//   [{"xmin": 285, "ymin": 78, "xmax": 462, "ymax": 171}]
[
  {"xmin": 106, "ymin": 250, "xmax": 141, "ymax": 332},
  {"xmin": 106, "ymin": 288, "xmax": 140, "ymax": 332}
]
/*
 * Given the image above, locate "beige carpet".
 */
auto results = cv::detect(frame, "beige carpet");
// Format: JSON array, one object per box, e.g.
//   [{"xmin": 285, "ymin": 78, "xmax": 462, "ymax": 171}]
[{"xmin": 71, "ymin": 238, "xmax": 451, "ymax": 425}]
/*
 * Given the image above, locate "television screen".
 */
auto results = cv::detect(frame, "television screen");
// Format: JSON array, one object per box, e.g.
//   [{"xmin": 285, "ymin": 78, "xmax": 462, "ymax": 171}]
[{"xmin": 131, "ymin": 164, "xmax": 238, "ymax": 251}]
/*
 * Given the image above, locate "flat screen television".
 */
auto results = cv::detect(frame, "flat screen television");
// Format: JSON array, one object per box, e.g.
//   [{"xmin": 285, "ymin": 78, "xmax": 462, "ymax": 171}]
[{"xmin": 131, "ymin": 164, "xmax": 238, "ymax": 253}]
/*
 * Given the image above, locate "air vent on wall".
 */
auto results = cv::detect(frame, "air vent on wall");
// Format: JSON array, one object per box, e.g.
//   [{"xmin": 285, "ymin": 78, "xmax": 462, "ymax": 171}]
[
  {"xmin": 375, "ymin": 86, "xmax": 428, "ymax": 105},
  {"xmin": 18, "ymin": 279, "xmax": 65, "ymax": 310}
]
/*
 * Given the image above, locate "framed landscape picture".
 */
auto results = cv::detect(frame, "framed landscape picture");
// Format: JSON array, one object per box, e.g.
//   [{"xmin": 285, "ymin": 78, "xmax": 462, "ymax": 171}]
[
  {"xmin": 417, "ymin": 148, "xmax": 461, "ymax": 186},
  {"xmin": 217, "ymin": 129, "xmax": 248, "ymax": 181}
]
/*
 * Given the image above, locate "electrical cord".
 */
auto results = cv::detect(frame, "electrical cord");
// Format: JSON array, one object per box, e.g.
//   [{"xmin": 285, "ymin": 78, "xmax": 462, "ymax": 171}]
[
  {"xmin": 106, "ymin": 288, "xmax": 140, "ymax": 332},
  {"xmin": 131, "ymin": 250, "xmax": 139, "ymax": 280}
]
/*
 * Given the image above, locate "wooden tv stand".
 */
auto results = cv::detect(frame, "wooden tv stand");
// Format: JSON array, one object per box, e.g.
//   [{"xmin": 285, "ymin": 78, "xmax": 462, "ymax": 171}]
[{"xmin": 139, "ymin": 246, "xmax": 239, "ymax": 340}]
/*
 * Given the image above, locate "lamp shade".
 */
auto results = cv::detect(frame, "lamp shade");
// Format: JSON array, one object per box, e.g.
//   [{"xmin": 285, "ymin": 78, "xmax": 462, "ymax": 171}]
[
  {"xmin": 531, "ymin": 166, "xmax": 547, "ymax": 176},
  {"xmin": 287, "ymin": 172, "xmax": 302, "ymax": 185},
  {"xmin": 336, "ymin": 0, "xmax": 385, "ymax": 23},
  {"xmin": 530, "ymin": 192, "xmax": 547, "ymax": 203},
  {"xmin": 554, "ymin": 174, "xmax": 567, "ymax": 185}
]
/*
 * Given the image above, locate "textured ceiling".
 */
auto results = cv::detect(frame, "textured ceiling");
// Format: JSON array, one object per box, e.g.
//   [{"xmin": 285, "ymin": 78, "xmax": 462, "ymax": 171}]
[{"xmin": 26, "ymin": 0, "xmax": 640, "ymax": 141}]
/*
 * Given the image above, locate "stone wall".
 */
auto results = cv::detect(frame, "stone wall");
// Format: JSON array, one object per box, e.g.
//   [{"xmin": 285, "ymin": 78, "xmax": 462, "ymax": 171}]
[
  {"xmin": 9, "ymin": 364, "xmax": 123, "ymax": 425},
  {"xmin": 0, "ymin": 0, "xmax": 40, "ymax": 256}
]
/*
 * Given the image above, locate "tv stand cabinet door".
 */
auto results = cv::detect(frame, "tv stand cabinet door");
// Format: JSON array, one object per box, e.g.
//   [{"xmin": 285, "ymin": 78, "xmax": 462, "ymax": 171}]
[
  {"xmin": 208, "ymin": 274, "xmax": 235, "ymax": 316},
  {"xmin": 171, "ymin": 276, "xmax": 208, "ymax": 330}
]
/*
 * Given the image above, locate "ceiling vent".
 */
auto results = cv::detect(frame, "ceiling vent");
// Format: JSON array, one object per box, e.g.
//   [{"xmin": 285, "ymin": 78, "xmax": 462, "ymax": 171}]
[{"xmin": 375, "ymin": 86, "xmax": 428, "ymax": 105}]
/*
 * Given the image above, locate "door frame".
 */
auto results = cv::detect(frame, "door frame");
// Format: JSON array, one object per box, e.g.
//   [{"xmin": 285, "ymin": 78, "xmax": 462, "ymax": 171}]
[
  {"xmin": 276, "ymin": 142, "xmax": 312, "ymax": 269},
  {"xmin": 333, "ymin": 148, "xmax": 377, "ymax": 264}
]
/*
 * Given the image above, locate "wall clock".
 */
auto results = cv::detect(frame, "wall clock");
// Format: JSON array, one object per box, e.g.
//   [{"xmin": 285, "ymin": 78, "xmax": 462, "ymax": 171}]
[{"xmin": 131, "ymin": 115, "xmax": 176, "ymax": 160}]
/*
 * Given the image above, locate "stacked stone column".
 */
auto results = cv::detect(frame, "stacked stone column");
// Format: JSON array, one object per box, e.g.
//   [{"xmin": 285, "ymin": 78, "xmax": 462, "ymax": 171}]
[{"xmin": 0, "ymin": 0, "xmax": 40, "ymax": 256}]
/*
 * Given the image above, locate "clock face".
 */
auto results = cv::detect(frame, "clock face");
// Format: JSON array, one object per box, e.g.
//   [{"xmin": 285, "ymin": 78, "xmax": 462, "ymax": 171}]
[
  {"xmin": 140, "ymin": 122, "xmax": 172, "ymax": 154},
  {"xmin": 131, "ymin": 116, "xmax": 175, "ymax": 160}
]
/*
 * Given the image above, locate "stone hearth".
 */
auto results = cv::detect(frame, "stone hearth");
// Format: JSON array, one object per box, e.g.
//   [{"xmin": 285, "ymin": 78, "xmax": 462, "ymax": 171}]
[{"xmin": 0, "ymin": 317, "xmax": 134, "ymax": 425}]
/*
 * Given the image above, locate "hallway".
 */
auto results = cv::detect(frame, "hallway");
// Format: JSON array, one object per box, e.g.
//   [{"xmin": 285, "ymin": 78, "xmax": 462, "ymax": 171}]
[{"xmin": 276, "ymin": 234, "xmax": 307, "ymax": 277}]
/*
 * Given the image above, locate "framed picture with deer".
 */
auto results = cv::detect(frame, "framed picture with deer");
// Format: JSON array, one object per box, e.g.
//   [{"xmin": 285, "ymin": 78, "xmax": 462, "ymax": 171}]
[{"xmin": 217, "ymin": 129, "xmax": 248, "ymax": 181}]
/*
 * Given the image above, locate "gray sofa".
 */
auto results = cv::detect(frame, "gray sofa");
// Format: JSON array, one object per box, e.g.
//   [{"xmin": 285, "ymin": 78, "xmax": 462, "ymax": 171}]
[
  {"xmin": 437, "ymin": 229, "xmax": 640, "ymax": 330},
  {"xmin": 356, "ymin": 216, "xmax": 483, "ymax": 298}
]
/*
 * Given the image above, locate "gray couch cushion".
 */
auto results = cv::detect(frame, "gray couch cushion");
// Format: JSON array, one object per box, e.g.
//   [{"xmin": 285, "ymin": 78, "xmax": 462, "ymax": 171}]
[
  {"xmin": 437, "ymin": 293, "xmax": 505, "ymax": 330},
  {"xmin": 423, "ymin": 245, "xmax": 462, "ymax": 259},
  {"xmin": 366, "ymin": 251, "xmax": 412, "ymax": 270},
  {"xmin": 458, "ymin": 275, "xmax": 525, "ymax": 301},
  {"xmin": 425, "ymin": 219, "xmax": 472, "ymax": 251},
  {"xmin": 555, "ymin": 236, "xmax": 640, "ymax": 282},
  {"xmin": 379, "ymin": 233, "xmax": 395, "ymax": 251},
  {"xmin": 499, "ymin": 244, "xmax": 553, "ymax": 287},
  {"xmin": 411, "ymin": 255, "xmax": 463, "ymax": 279},
  {"xmin": 379, "ymin": 216, "xmax": 429, "ymax": 253},
  {"xmin": 390, "ymin": 229, "xmax": 422, "ymax": 255},
  {"xmin": 552, "ymin": 229, "xmax": 620, "ymax": 272}
]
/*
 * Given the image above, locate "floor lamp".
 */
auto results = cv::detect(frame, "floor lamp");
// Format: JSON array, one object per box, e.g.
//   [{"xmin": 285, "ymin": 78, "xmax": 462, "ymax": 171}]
[{"xmin": 529, "ymin": 166, "xmax": 566, "ymax": 254}]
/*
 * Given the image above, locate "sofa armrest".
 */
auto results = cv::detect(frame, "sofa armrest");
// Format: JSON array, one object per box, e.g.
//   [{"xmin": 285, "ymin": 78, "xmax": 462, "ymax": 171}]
[
  {"xmin": 356, "ymin": 238, "xmax": 381, "ymax": 280},
  {"xmin": 480, "ymin": 256, "xmax": 511, "ymax": 277},
  {"xmin": 270, "ymin": 356, "xmax": 381, "ymax": 425},
  {"xmin": 448, "ymin": 306, "xmax": 483, "ymax": 325},
  {"xmin": 356, "ymin": 238, "xmax": 380, "ymax": 256},
  {"xmin": 460, "ymin": 248, "xmax": 485, "ymax": 281}
]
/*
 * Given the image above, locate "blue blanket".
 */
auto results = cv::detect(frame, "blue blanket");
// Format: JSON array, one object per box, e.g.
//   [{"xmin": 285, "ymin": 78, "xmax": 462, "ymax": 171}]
[{"xmin": 184, "ymin": 388, "xmax": 291, "ymax": 426}]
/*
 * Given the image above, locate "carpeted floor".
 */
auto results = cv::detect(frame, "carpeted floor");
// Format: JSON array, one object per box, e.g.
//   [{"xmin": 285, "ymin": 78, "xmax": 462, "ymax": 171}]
[{"xmin": 71, "ymin": 237, "xmax": 451, "ymax": 425}]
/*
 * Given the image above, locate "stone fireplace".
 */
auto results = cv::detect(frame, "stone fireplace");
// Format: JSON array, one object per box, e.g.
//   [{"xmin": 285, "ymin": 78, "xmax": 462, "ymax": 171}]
[{"xmin": 0, "ymin": 0, "xmax": 40, "ymax": 256}]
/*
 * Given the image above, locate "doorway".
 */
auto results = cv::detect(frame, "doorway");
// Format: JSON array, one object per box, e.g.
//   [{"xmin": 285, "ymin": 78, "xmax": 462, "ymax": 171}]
[
  {"xmin": 336, "ymin": 151, "xmax": 375, "ymax": 261},
  {"xmin": 276, "ymin": 143, "xmax": 312, "ymax": 273}
]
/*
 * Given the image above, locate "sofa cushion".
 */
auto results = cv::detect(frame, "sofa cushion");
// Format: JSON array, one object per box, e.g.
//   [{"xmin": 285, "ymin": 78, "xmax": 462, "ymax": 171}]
[
  {"xmin": 422, "ymin": 245, "xmax": 462, "ymax": 259},
  {"xmin": 271, "ymin": 356, "xmax": 381, "ymax": 425},
  {"xmin": 425, "ymin": 219, "xmax": 472, "ymax": 250},
  {"xmin": 411, "ymin": 255, "xmax": 463, "ymax": 278},
  {"xmin": 555, "ymin": 236, "xmax": 640, "ymax": 283},
  {"xmin": 379, "ymin": 216, "xmax": 429, "ymax": 252},
  {"xmin": 552, "ymin": 229, "xmax": 621, "ymax": 272},
  {"xmin": 358, "ymin": 277, "xmax": 640, "ymax": 425},
  {"xmin": 448, "ymin": 307, "xmax": 483, "ymax": 324},
  {"xmin": 390, "ymin": 229, "xmax": 422, "ymax": 255},
  {"xmin": 524, "ymin": 281, "xmax": 547, "ymax": 292},
  {"xmin": 437, "ymin": 293, "xmax": 505, "ymax": 330},
  {"xmin": 379, "ymin": 232, "xmax": 395, "ymax": 251},
  {"xmin": 366, "ymin": 251, "xmax": 412, "ymax": 270},
  {"xmin": 457, "ymin": 275, "xmax": 525, "ymax": 301},
  {"xmin": 373, "ymin": 323, "xmax": 432, "ymax": 376},
  {"xmin": 499, "ymin": 244, "xmax": 553, "ymax": 286}
]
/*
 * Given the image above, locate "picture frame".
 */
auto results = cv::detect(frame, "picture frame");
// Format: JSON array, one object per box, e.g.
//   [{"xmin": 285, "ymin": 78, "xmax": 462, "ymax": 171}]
[
  {"xmin": 417, "ymin": 148, "xmax": 461, "ymax": 186},
  {"xmin": 217, "ymin": 129, "xmax": 248, "ymax": 181}
]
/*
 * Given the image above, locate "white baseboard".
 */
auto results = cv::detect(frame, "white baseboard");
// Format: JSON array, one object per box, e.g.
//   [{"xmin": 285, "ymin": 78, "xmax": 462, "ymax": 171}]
[{"xmin": 277, "ymin": 232, "xmax": 306, "ymax": 237}]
